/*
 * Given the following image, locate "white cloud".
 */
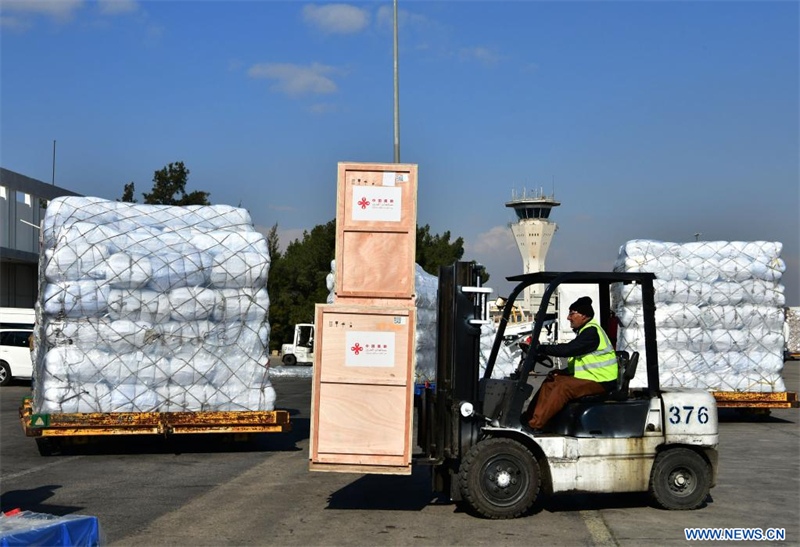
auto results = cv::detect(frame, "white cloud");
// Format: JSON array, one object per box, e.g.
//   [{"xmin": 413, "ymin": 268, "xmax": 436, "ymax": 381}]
[
  {"xmin": 459, "ymin": 46, "xmax": 503, "ymax": 66},
  {"xmin": 466, "ymin": 225, "xmax": 524, "ymax": 294},
  {"xmin": 228, "ymin": 58, "xmax": 245, "ymax": 73},
  {"xmin": 143, "ymin": 23, "xmax": 164, "ymax": 47},
  {"xmin": 248, "ymin": 62, "xmax": 339, "ymax": 97},
  {"xmin": 470, "ymin": 225, "xmax": 517, "ymax": 255},
  {"xmin": 522, "ymin": 62, "xmax": 540, "ymax": 74},
  {"xmin": 97, "ymin": 0, "xmax": 139, "ymax": 16},
  {"xmin": 0, "ymin": 15, "xmax": 31, "ymax": 31},
  {"xmin": 308, "ymin": 102, "xmax": 339, "ymax": 115},
  {"xmin": 268, "ymin": 204, "xmax": 297, "ymax": 213},
  {"xmin": 278, "ymin": 228, "xmax": 307, "ymax": 249},
  {"xmin": 375, "ymin": 4, "xmax": 429, "ymax": 30},
  {"xmin": 0, "ymin": 0, "xmax": 140, "ymax": 29},
  {"xmin": 303, "ymin": 4, "xmax": 369, "ymax": 35},
  {"xmin": 0, "ymin": 0, "xmax": 84, "ymax": 23},
  {"xmin": 254, "ymin": 225, "xmax": 306, "ymax": 253}
]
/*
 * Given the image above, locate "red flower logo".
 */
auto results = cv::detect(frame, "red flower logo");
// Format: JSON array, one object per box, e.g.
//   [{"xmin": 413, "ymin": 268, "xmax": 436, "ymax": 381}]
[
  {"xmin": 351, "ymin": 342, "xmax": 363, "ymax": 355},
  {"xmin": 358, "ymin": 197, "xmax": 370, "ymax": 209}
]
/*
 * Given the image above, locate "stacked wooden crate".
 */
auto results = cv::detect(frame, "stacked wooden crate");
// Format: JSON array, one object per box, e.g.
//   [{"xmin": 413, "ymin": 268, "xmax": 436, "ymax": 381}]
[{"xmin": 310, "ymin": 162, "xmax": 418, "ymax": 474}]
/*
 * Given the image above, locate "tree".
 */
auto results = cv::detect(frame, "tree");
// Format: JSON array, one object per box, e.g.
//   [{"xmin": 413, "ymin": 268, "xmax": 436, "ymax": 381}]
[
  {"xmin": 120, "ymin": 182, "xmax": 137, "ymax": 203},
  {"xmin": 415, "ymin": 224, "xmax": 488, "ymax": 282},
  {"xmin": 265, "ymin": 221, "xmax": 477, "ymax": 349},
  {"xmin": 143, "ymin": 161, "xmax": 210, "ymax": 205},
  {"xmin": 266, "ymin": 223, "xmax": 282, "ymax": 262},
  {"xmin": 119, "ymin": 161, "xmax": 211, "ymax": 205},
  {"xmin": 416, "ymin": 224, "xmax": 465, "ymax": 276},
  {"xmin": 267, "ymin": 220, "xmax": 336, "ymax": 352}
]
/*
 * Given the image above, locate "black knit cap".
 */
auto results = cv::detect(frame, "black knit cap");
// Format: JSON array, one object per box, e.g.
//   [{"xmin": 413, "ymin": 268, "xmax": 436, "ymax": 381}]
[{"xmin": 569, "ymin": 296, "xmax": 594, "ymax": 318}]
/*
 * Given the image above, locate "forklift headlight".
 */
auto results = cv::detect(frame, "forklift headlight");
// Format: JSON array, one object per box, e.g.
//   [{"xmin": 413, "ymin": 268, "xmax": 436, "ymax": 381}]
[{"xmin": 459, "ymin": 401, "xmax": 475, "ymax": 418}]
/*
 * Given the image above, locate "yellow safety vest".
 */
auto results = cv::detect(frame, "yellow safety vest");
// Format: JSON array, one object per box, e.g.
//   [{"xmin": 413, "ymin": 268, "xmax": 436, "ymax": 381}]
[{"xmin": 568, "ymin": 318, "xmax": 618, "ymax": 382}]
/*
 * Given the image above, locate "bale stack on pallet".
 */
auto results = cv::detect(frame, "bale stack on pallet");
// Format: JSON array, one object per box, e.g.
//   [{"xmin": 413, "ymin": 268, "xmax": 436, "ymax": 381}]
[
  {"xmin": 33, "ymin": 196, "xmax": 276, "ymax": 414},
  {"xmin": 613, "ymin": 240, "xmax": 787, "ymax": 393},
  {"xmin": 785, "ymin": 307, "xmax": 800, "ymax": 359}
]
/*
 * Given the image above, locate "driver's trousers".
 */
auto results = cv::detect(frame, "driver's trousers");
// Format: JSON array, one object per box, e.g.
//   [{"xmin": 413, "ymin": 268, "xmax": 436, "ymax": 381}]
[{"xmin": 525, "ymin": 374, "xmax": 606, "ymax": 429}]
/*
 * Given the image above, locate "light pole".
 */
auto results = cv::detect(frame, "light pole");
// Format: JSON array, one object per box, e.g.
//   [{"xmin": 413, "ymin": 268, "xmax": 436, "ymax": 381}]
[{"xmin": 393, "ymin": 0, "xmax": 400, "ymax": 163}]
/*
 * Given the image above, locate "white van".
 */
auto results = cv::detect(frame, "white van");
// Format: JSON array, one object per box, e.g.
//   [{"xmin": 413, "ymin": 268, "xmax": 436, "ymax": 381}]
[{"xmin": 0, "ymin": 308, "xmax": 35, "ymax": 386}]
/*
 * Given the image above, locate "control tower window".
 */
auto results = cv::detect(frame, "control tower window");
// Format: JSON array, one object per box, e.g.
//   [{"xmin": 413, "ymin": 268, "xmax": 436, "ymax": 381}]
[{"xmin": 515, "ymin": 207, "xmax": 551, "ymax": 220}]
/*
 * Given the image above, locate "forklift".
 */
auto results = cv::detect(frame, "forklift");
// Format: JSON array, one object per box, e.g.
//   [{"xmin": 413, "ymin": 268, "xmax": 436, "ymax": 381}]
[{"xmin": 414, "ymin": 262, "xmax": 719, "ymax": 519}]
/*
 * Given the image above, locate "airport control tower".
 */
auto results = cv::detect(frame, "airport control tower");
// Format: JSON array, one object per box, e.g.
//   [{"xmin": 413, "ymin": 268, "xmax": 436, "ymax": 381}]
[{"xmin": 505, "ymin": 188, "xmax": 560, "ymax": 316}]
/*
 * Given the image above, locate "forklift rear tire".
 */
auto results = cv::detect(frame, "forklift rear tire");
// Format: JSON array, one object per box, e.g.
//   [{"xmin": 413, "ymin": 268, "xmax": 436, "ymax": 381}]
[
  {"xmin": 458, "ymin": 437, "xmax": 540, "ymax": 519},
  {"xmin": 282, "ymin": 354, "xmax": 297, "ymax": 366},
  {"xmin": 649, "ymin": 448, "xmax": 711, "ymax": 510}
]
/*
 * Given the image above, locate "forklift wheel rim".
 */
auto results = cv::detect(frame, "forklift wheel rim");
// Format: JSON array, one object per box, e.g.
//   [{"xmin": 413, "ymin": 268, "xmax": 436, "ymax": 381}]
[
  {"xmin": 478, "ymin": 454, "xmax": 529, "ymax": 507},
  {"xmin": 667, "ymin": 467, "xmax": 695, "ymax": 497}
]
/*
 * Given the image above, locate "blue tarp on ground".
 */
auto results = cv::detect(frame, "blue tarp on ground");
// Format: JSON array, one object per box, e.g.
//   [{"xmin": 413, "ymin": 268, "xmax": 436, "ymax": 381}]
[{"xmin": 0, "ymin": 511, "xmax": 101, "ymax": 547}]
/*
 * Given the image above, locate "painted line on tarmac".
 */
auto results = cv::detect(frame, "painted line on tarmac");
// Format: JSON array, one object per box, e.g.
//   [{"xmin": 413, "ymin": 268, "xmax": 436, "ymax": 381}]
[
  {"xmin": 3, "ymin": 456, "xmax": 85, "ymax": 481},
  {"xmin": 580, "ymin": 510, "xmax": 618, "ymax": 547}
]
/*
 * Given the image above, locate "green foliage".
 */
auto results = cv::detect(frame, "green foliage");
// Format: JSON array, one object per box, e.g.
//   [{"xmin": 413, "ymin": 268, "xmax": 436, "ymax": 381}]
[
  {"xmin": 267, "ymin": 220, "xmax": 336, "ymax": 352},
  {"xmin": 415, "ymin": 224, "xmax": 465, "ymax": 276},
  {"xmin": 266, "ymin": 223, "xmax": 281, "ymax": 262},
  {"xmin": 120, "ymin": 182, "xmax": 137, "ymax": 203},
  {"xmin": 119, "ymin": 161, "xmax": 210, "ymax": 205},
  {"xmin": 266, "ymin": 221, "xmax": 477, "ymax": 349}
]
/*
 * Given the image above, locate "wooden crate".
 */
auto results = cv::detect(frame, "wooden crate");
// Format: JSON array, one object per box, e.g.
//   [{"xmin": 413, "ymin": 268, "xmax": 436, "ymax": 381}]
[
  {"xmin": 335, "ymin": 162, "xmax": 418, "ymax": 305},
  {"xmin": 309, "ymin": 304, "xmax": 416, "ymax": 474}
]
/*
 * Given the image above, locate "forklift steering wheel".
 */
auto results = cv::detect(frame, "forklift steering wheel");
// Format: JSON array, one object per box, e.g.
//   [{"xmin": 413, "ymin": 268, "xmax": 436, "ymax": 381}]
[{"xmin": 535, "ymin": 353, "xmax": 554, "ymax": 369}]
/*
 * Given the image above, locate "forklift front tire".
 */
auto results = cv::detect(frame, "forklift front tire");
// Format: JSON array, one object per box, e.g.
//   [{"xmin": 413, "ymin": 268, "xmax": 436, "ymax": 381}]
[
  {"xmin": 458, "ymin": 437, "xmax": 540, "ymax": 519},
  {"xmin": 649, "ymin": 447, "xmax": 711, "ymax": 510}
]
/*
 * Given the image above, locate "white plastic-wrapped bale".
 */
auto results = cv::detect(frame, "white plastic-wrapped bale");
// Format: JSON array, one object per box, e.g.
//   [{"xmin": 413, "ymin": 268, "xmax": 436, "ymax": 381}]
[
  {"xmin": 33, "ymin": 196, "xmax": 275, "ymax": 414},
  {"xmin": 613, "ymin": 240, "xmax": 787, "ymax": 393},
  {"xmin": 786, "ymin": 307, "xmax": 800, "ymax": 357}
]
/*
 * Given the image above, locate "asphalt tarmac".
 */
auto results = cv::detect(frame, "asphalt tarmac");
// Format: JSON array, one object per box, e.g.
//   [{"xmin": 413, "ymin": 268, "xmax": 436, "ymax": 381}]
[{"xmin": 1, "ymin": 362, "xmax": 798, "ymax": 546}]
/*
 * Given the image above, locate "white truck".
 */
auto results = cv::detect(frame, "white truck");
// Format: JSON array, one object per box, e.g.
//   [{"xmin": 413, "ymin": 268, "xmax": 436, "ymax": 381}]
[
  {"xmin": 0, "ymin": 307, "xmax": 35, "ymax": 386},
  {"xmin": 281, "ymin": 323, "xmax": 315, "ymax": 366}
]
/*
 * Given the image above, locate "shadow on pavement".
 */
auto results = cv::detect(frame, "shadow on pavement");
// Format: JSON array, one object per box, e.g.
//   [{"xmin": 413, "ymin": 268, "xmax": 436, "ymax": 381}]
[
  {"xmin": 327, "ymin": 466, "xmax": 437, "ymax": 511},
  {"xmin": 544, "ymin": 491, "xmax": 656, "ymax": 513},
  {"xmin": 717, "ymin": 408, "xmax": 796, "ymax": 423},
  {"xmin": 0, "ymin": 485, "xmax": 85, "ymax": 516}
]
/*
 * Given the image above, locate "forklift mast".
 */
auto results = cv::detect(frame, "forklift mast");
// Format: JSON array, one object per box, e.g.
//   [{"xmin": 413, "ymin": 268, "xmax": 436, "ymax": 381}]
[
  {"xmin": 434, "ymin": 262, "xmax": 488, "ymax": 459},
  {"xmin": 417, "ymin": 262, "xmax": 489, "ymax": 496}
]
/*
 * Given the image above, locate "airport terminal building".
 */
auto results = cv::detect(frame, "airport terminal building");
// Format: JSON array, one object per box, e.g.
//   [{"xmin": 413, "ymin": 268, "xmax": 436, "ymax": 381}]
[{"xmin": 0, "ymin": 168, "xmax": 80, "ymax": 308}]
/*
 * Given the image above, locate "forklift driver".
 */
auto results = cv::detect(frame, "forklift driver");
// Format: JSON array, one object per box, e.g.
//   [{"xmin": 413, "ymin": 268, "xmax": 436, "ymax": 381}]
[{"xmin": 523, "ymin": 296, "xmax": 618, "ymax": 433}]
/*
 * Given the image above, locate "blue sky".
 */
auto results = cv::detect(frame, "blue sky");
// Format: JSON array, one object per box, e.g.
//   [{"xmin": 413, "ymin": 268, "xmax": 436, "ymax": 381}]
[{"xmin": 2, "ymin": 1, "xmax": 798, "ymax": 304}]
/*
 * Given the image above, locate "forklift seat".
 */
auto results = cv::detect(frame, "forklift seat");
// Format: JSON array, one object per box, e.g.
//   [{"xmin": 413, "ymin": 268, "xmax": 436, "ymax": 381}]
[
  {"xmin": 569, "ymin": 351, "xmax": 639, "ymax": 403},
  {"xmin": 609, "ymin": 351, "xmax": 639, "ymax": 402},
  {"xmin": 545, "ymin": 351, "xmax": 645, "ymax": 438}
]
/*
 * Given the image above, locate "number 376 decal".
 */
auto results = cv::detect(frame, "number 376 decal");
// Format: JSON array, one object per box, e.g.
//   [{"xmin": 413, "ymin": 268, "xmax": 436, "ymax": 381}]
[{"xmin": 668, "ymin": 405, "xmax": 711, "ymax": 425}]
